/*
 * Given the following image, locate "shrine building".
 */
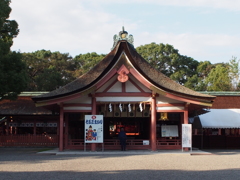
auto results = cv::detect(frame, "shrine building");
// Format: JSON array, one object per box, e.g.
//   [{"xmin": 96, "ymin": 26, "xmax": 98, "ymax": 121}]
[
  {"xmin": 0, "ymin": 28, "xmax": 216, "ymax": 151},
  {"xmin": 32, "ymin": 28, "xmax": 215, "ymax": 151}
]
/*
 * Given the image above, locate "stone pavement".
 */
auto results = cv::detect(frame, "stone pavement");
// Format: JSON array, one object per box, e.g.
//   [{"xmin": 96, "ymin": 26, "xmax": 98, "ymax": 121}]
[
  {"xmin": 1, "ymin": 148, "xmax": 240, "ymax": 180},
  {"xmin": 38, "ymin": 148, "xmax": 212, "ymax": 155}
]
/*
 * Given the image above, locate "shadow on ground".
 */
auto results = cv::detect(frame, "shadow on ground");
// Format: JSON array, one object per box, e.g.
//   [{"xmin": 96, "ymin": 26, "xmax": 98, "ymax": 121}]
[{"xmin": 0, "ymin": 169, "xmax": 240, "ymax": 180}]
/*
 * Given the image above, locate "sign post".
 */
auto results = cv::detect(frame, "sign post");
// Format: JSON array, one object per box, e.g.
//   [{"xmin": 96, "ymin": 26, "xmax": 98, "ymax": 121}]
[
  {"xmin": 84, "ymin": 115, "xmax": 104, "ymax": 151},
  {"xmin": 182, "ymin": 124, "xmax": 192, "ymax": 152}
]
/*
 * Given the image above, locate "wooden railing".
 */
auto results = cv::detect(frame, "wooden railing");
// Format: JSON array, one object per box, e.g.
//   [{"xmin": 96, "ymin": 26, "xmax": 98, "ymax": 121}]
[
  {"xmin": 0, "ymin": 135, "xmax": 181, "ymax": 149},
  {"xmin": 156, "ymin": 139, "xmax": 181, "ymax": 149},
  {"xmin": 67, "ymin": 139, "xmax": 151, "ymax": 150},
  {"xmin": 67, "ymin": 139, "xmax": 181, "ymax": 150},
  {"xmin": 0, "ymin": 134, "xmax": 58, "ymax": 147}
]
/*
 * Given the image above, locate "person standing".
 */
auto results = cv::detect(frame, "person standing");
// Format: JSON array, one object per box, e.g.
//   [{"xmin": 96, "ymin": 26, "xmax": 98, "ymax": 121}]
[{"xmin": 118, "ymin": 127, "xmax": 127, "ymax": 151}]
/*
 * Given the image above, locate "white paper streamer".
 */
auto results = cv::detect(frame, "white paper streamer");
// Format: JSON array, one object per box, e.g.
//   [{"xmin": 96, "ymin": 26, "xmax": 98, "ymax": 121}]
[
  {"xmin": 109, "ymin": 103, "xmax": 112, "ymax": 112},
  {"xmin": 119, "ymin": 103, "xmax": 122, "ymax": 112},
  {"xmin": 139, "ymin": 102, "xmax": 143, "ymax": 112},
  {"xmin": 128, "ymin": 103, "xmax": 131, "ymax": 112}
]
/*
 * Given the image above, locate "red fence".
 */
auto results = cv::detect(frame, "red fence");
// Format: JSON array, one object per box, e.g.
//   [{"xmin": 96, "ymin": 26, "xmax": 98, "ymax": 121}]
[
  {"xmin": 67, "ymin": 139, "xmax": 181, "ymax": 150},
  {"xmin": 0, "ymin": 134, "xmax": 59, "ymax": 147},
  {"xmin": 157, "ymin": 139, "xmax": 181, "ymax": 150},
  {"xmin": 0, "ymin": 136, "xmax": 182, "ymax": 149},
  {"xmin": 67, "ymin": 139, "xmax": 151, "ymax": 150}
]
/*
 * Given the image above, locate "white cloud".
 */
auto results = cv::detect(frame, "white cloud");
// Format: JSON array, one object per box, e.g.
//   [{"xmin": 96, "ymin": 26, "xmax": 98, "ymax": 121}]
[
  {"xmin": 8, "ymin": 0, "xmax": 240, "ymax": 64},
  {"xmin": 10, "ymin": 0, "xmax": 141, "ymax": 56},
  {"xmin": 10, "ymin": 0, "xmax": 123, "ymax": 55},
  {"xmin": 98, "ymin": 0, "xmax": 240, "ymax": 11},
  {"xmin": 135, "ymin": 32, "xmax": 240, "ymax": 63}
]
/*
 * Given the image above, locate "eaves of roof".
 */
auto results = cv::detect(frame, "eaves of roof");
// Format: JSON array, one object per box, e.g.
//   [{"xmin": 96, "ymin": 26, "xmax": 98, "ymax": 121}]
[{"xmin": 32, "ymin": 41, "xmax": 215, "ymax": 104}]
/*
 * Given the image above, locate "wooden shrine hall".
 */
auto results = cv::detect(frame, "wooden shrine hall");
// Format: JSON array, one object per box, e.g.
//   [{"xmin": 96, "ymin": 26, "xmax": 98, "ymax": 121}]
[
  {"xmin": 1, "ymin": 28, "xmax": 216, "ymax": 151},
  {"xmin": 32, "ymin": 28, "xmax": 215, "ymax": 151}
]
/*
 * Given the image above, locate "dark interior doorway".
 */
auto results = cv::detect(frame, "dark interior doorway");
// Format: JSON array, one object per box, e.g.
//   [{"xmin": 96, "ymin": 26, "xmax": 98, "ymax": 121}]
[{"xmin": 104, "ymin": 117, "xmax": 150, "ymax": 139}]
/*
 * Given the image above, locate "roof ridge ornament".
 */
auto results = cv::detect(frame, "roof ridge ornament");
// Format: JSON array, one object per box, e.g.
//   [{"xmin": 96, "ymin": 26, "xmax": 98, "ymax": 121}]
[{"xmin": 111, "ymin": 26, "xmax": 134, "ymax": 50}]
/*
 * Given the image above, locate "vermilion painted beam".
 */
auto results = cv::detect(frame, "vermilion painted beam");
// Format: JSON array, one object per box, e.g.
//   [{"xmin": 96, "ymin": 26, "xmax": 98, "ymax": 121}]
[
  {"xmin": 63, "ymin": 110, "xmax": 91, "ymax": 113},
  {"xmin": 35, "ymin": 69, "xmax": 118, "ymax": 107},
  {"xmin": 102, "ymin": 79, "xmax": 118, "ymax": 93},
  {"xmin": 63, "ymin": 104, "xmax": 92, "ymax": 107},
  {"xmin": 156, "ymin": 110, "xmax": 185, "ymax": 112},
  {"xmin": 35, "ymin": 88, "xmax": 95, "ymax": 107},
  {"xmin": 157, "ymin": 103, "xmax": 185, "ymax": 107},
  {"xmin": 165, "ymin": 93, "xmax": 206, "ymax": 105},
  {"xmin": 130, "ymin": 68, "xmax": 210, "ymax": 106},
  {"xmin": 95, "ymin": 92, "xmax": 151, "ymax": 97},
  {"xmin": 95, "ymin": 68, "xmax": 118, "ymax": 89},
  {"xmin": 128, "ymin": 78, "xmax": 145, "ymax": 92},
  {"xmin": 129, "ymin": 68, "xmax": 152, "ymax": 88}
]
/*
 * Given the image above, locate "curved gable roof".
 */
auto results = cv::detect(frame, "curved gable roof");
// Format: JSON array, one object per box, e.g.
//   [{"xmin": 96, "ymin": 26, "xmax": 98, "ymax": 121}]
[{"xmin": 32, "ymin": 40, "xmax": 215, "ymax": 104}]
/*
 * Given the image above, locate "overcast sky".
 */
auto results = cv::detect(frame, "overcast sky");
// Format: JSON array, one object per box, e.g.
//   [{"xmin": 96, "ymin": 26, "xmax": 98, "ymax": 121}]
[{"xmin": 9, "ymin": 0, "xmax": 240, "ymax": 64}]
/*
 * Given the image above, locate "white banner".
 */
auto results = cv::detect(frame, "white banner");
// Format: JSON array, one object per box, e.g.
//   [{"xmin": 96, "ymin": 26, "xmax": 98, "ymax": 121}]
[
  {"xmin": 182, "ymin": 124, "xmax": 192, "ymax": 148},
  {"xmin": 84, "ymin": 115, "xmax": 103, "ymax": 143}
]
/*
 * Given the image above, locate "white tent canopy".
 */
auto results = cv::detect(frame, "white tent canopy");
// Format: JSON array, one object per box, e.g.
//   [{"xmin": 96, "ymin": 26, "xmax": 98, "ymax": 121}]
[{"xmin": 199, "ymin": 109, "xmax": 240, "ymax": 129}]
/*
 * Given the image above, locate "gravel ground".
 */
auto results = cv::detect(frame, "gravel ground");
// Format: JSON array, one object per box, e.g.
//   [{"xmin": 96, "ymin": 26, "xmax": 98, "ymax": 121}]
[{"xmin": 0, "ymin": 148, "xmax": 240, "ymax": 180}]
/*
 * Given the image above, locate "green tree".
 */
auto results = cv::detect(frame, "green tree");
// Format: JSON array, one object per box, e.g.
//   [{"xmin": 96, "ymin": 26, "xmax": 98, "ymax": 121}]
[
  {"xmin": 205, "ymin": 64, "xmax": 232, "ymax": 91},
  {"xmin": 136, "ymin": 43, "xmax": 199, "ymax": 87},
  {"xmin": 73, "ymin": 52, "xmax": 106, "ymax": 77},
  {"xmin": 191, "ymin": 61, "xmax": 215, "ymax": 91},
  {"xmin": 229, "ymin": 56, "xmax": 240, "ymax": 90},
  {"xmin": 0, "ymin": 0, "xmax": 28, "ymax": 100},
  {"xmin": 22, "ymin": 50, "xmax": 76, "ymax": 91},
  {"xmin": 35, "ymin": 66, "xmax": 64, "ymax": 91}
]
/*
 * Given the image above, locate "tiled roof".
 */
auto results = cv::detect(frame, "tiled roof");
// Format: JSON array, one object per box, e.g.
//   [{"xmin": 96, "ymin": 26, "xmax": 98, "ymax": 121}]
[
  {"xmin": 32, "ymin": 45, "xmax": 117, "ymax": 100},
  {"xmin": 198, "ymin": 91, "xmax": 240, "ymax": 96},
  {"xmin": 126, "ymin": 42, "xmax": 215, "ymax": 101},
  {"xmin": 0, "ymin": 96, "xmax": 53, "ymax": 115},
  {"xmin": 32, "ymin": 41, "xmax": 215, "ymax": 103}
]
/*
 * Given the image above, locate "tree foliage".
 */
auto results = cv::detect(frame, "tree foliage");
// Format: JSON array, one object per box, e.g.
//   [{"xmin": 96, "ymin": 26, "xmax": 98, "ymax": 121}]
[
  {"xmin": 192, "ymin": 61, "xmax": 215, "ymax": 91},
  {"xmin": 73, "ymin": 52, "xmax": 106, "ymax": 77},
  {"xmin": 136, "ymin": 43, "xmax": 199, "ymax": 87},
  {"xmin": 136, "ymin": 43, "xmax": 240, "ymax": 91},
  {"xmin": 35, "ymin": 66, "xmax": 64, "ymax": 91},
  {"xmin": 21, "ymin": 43, "xmax": 240, "ymax": 92},
  {"xmin": 194, "ymin": 59, "xmax": 240, "ymax": 91},
  {"xmin": 205, "ymin": 63, "xmax": 232, "ymax": 91},
  {"xmin": 22, "ymin": 50, "xmax": 76, "ymax": 91},
  {"xmin": 22, "ymin": 50, "xmax": 106, "ymax": 91},
  {"xmin": 229, "ymin": 57, "xmax": 240, "ymax": 90},
  {"xmin": 0, "ymin": 0, "xmax": 28, "ymax": 100}
]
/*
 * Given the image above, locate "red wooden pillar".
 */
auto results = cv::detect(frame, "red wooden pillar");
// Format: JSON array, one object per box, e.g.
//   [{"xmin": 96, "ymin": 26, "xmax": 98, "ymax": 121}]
[
  {"xmin": 59, "ymin": 103, "xmax": 64, "ymax": 151},
  {"xmin": 150, "ymin": 93, "xmax": 157, "ymax": 151},
  {"xmin": 218, "ymin": 129, "xmax": 221, "ymax": 135},
  {"xmin": 91, "ymin": 95, "xmax": 97, "ymax": 151},
  {"xmin": 6, "ymin": 118, "xmax": 9, "ymax": 135},
  {"xmin": 33, "ymin": 119, "xmax": 36, "ymax": 135},
  {"xmin": 194, "ymin": 129, "xmax": 198, "ymax": 135},
  {"xmin": 183, "ymin": 105, "xmax": 188, "ymax": 124},
  {"xmin": 65, "ymin": 114, "xmax": 69, "ymax": 149},
  {"xmin": 183, "ymin": 104, "xmax": 189, "ymax": 151}
]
